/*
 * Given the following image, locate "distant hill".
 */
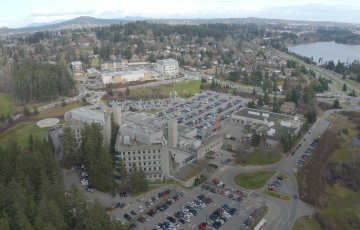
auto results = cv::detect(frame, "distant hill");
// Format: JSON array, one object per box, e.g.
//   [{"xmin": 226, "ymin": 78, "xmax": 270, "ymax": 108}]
[
  {"xmin": 23, "ymin": 20, "xmax": 67, "ymax": 28},
  {"xmin": 121, "ymin": 16, "xmax": 151, "ymax": 21}
]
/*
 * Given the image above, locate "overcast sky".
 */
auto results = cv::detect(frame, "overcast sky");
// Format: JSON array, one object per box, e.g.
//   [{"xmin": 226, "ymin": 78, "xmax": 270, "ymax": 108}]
[{"xmin": 1, "ymin": 0, "xmax": 360, "ymax": 28}]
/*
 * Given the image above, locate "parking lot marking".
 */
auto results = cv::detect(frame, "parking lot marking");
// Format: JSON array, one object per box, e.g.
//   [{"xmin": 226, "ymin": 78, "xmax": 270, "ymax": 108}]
[
  {"xmin": 245, "ymin": 204, "xmax": 253, "ymax": 211},
  {"xmin": 273, "ymin": 217, "xmax": 283, "ymax": 230}
]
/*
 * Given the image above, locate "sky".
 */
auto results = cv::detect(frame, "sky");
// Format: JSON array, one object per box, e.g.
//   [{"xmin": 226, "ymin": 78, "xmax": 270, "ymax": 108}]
[{"xmin": 1, "ymin": 0, "xmax": 360, "ymax": 28}]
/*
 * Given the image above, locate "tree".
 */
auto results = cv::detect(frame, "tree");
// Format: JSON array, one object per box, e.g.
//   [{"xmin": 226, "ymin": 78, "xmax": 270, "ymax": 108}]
[
  {"xmin": 129, "ymin": 106, "xmax": 138, "ymax": 112},
  {"xmin": 34, "ymin": 106, "xmax": 39, "ymax": 115},
  {"xmin": 82, "ymin": 96, "xmax": 87, "ymax": 106},
  {"xmin": 305, "ymin": 111, "xmax": 317, "ymax": 123},
  {"xmin": 110, "ymin": 116, "xmax": 120, "ymax": 155},
  {"xmin": 117, "ymin": 158, "xmax": 127, "ymax": 185},
  {"xmin": 200, "ymin": 83, "xmax": 204, "ymax": 89},
  {"xmin": 264, "ymin": 92, "xmax": 270, "ymax": 105},
  {"xmin": 47, "ymin": 133, "xmax": 56, "ymax": 153},
  {"xmin": 7, "ymin": 112, "xmax": 12, "ymax": 122},
  {"xmin": 62, "ymin": 126, "xmax": 77, "ymax": 165},
  {"xmin": 252, "ymin": 88, "xmax": 257, "ymax": 97},
  {"xmin": 61, "ymin": 98, "xmax": 67, "ymax": 107},
  {"xmin": 138, "ymin": 166, "xmax": 148, "ymax": 191},
  {"xmin": 257, "ymin": 95, "xmax": 264, "ymax": 107},
  {"xmin": 210, "ymin": 78, "xmax": 216, "ymax": 89},
  {"xmin": 342, "ymin": 83, "xmax": 347, "ymax": 91},
  {"xmin": 0, "ymin": 113, "xmax": 5, "ymax": 123},
  {"xmin": 23, "ymin": 106, "xmax": 31, "ymax": 116},
  {"xmin": 333, "ymin": 99, "xmax": 340, "ymax": 109},
  {"xmin": 250, "ymin": 132, "xmax": 260, "ymax": 146},
  {"xmin": 125, "ymin": 87, "xmax": 130, "ymax": 96},
  {"xmin": 130, "ymin": 163, "xmax": 140, "ymax": 192},
  {"xmin": 27, "ymin": 134, "xmax": 34, "ymax": 152}
]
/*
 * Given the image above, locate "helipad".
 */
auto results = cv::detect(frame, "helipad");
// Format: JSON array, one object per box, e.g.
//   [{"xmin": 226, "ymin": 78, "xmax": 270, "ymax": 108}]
[{"xmin": 37, "ymin": 118, "xmax": 59, "ymax": 128}]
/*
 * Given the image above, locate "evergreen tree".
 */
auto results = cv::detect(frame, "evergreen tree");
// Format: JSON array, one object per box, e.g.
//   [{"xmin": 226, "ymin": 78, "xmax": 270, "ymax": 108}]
[
  {"xmin": 110, "ymin": 116, "xmax": 120, "ymax": 155},
  {"xmin": 0, "ymin": 113, "xmax": 6, "ymax": 123},
  {"xmin": 27, "ymin": 134, "xmax": 34, "ymax": 152},
  {"xmin": 210, "ymin": 78, "xmax": 216, "ymax": 89},
  {"xmin": 117, "ymin": 158, "xmax": 127, "ymax": 185},
  {"xmin": 125, "ymin": 87, "xmax": 130, "ymax": 96},
  {"xmin": 342, "ymin": 83, "xmax": 347, "ymax": 91},
  {"xmin": 34, "ymin": 106, "xmax": 39, "ymax": 115},
  {"xmin": 47, "ymin": 133, "xmax": 56, "ymax": 154},
  {"xmin": 61, "ymin": 99, "xmax": 66, "ymax": 107},
  {"xmin": 333, "ymin": 99, "xmax": 340, "ymax": 109},
  {"xmin": 250, "ymin": 132, "xmax": 260, "ymax": 146},
  {"xmin": 62, "ymin": 126, "xmax": 77, "ymax": 165},
  {"xmin": 130, "ymin": 163, "xmax": 140, "ymax": 192},
  {"xmin": 200, "ymin": 83, "xmax": 204, "ymax": 89},
  {"xmin": 138, "ymin": 167, "xmax": 148, "ymax": 191},
  {"xmin": 257, "ymin": 95, "xmax": 264, "ymax": 107},
  {"xmin": 23, "ymin": 106, "xmax": 31, "ymax": 116},
  {"xmin": 264, "ymin": 92, "xmax": 270, "ymax": 105}
]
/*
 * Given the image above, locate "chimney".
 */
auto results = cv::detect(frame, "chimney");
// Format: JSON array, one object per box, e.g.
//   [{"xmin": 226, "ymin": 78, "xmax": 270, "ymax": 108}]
[
  {"xmin": 113, "ymin": 107, "xmax": 122, "ymax": 126},
  {"xmin": 168, "ymin": 119, "xmax": 178, "ymax": 148}
]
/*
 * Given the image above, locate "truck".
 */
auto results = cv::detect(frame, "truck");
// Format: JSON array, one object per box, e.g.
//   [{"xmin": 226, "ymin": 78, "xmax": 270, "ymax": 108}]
[{"xmin": 226, "ymin": 134, "xmax": 231, "ymax": 139}]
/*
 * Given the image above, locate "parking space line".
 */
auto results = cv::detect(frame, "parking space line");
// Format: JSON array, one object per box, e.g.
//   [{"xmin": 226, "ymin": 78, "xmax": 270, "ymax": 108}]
[{"xmin": 245, "ymin": 204, "xmax": 253, "ymax": 211}]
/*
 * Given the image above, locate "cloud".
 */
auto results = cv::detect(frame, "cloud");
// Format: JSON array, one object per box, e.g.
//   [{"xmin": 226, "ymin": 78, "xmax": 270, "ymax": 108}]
[{"xmin": 29, "ymin": 7, "xmax": 96, "ymax": 17}]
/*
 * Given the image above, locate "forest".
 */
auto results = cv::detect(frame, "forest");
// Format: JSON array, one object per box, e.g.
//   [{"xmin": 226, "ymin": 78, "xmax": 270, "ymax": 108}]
[
  {"xmin": 11, "ymin": 58, "xmax": 75, "ymax": 103},
  {"xmin": 0, "ymin": 136, "xmax": 123, "ymax": 230}
]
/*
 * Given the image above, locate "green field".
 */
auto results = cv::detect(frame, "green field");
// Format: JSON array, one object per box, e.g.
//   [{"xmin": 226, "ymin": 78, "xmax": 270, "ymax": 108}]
[
  {"xmin": 161, "ymin": 80, "xmax": 201, "ymax": 97},
  {"xmin": 0, "ymin": 122, "xmax": 50, "ymax": 148},
  {"xmin": 91, "ymin": 57, "xmax": 101, "ymax": 67},
  {"xmin": 17, "ymin": 97, "xmax": 69, "ymax": 113},
  {"xmin": 233, "ymin": 171, "xmax": 276, "ymax": 189},
  {"xmin": 291, "ymin": 216, "xmax": 322, "ymax": 230},
  {"xmin": 236, "ymin": 149, "xmax": 282, "ymax": 166},
  {"xmin": 131, "ymin": 186, "xmax": 160, "ymax": 197},
  {"xmin": 222, "ymin": 79, "xmax": 250, "ymax": 87},
  {"xmin": 32, "ymin": 102, "xmax": 80, "ymax": 119},
  {"xmin": 278, "ymin": 172, "xmax": 288, "ymax": 180},
  {"xmin": 262, "ymin": 190, "xmax": 290, "ymax": 201},
  {"xmin": 0, "ymin": 93, "xmax": 14, "ymax": 115}
]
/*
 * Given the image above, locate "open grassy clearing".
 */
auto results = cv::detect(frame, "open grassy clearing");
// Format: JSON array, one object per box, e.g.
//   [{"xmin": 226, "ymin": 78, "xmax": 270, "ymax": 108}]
[
  {"xmin": 221, "ymin": 79, "xmax": 250, "ymax": 87},
  {"xmin": 236, "ymin": 149, "xmax": 282, "ymax": 166},
  {"xmin": 59, "ymin": 48, "xmax": 93, "ymax": 55},
  {"xmin": 16, "ymin": 97, "xmax": 69, "ymax": 114},
  {"xmin": 262, "ymin": 190, "xmax": 290, "ymax": 201},
  {"xmin": 32, "ymin": 102, "xmax": 80, "ymax": 119},
  {"xmin": 161, "ymin": 80, "xmax": 201, "ymax": 97},
  {"xmin": 233, "ymin": 171, "xmax": 276, "ymax": 189},
  {"xmin": 278, "ymin": 172, "xmax": 288, "ymax": 180},
  {"xmin": 91, "ymin": 57, "xmax": 101, "ymax": 67},
  {"xmin": 291, "ymin": 216, "xmax": 322, "ymax": 230},
  {"xmin": 326, "ymin": 113, "xmax": 337, "ymax": 122},
  {"xmin": 0, "ymin": 93, "xmax": 14, "ymax": 115},
  {"xmin": 0, "ymin": 121, "xmax": 49, "ymax": 148},
  {"xmin": 131, "ymin": 186, "xmax": 160, "ymax": 197}
]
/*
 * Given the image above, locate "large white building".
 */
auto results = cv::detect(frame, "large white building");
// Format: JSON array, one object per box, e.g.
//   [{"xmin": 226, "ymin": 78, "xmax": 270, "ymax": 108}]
[{"xmin": 155, "ymin": 58, "xmax": 179, "ymax": 77}]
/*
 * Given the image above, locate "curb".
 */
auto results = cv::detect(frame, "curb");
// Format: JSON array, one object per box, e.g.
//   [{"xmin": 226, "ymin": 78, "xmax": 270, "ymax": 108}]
[
  {"xmin": 261, "ymin": 190, "xmax": 291, "ymax": 202},
  {"xmin": 236, "ymin": 157, "xmax": 283, "ymax": 169},
  {"xmin": 131, "ymin": 186, "xmax": 162, "ymax": 198},
  {"xmin": 109, "ymin": 204, "xmax": 131, "ymax": 213}
]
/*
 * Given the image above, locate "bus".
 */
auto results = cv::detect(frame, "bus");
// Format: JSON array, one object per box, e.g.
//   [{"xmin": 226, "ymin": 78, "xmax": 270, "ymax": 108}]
[{"xmin": 254, "ymin": 219, "xmax": 266, "ymax": 230}]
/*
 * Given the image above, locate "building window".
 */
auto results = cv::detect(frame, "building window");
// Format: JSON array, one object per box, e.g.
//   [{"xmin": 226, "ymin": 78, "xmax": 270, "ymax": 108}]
[
  {"xmin": 138, "ymin": 151, "xmax": 141, "ymax": 154},
  {"xmin": 128, "ymin": 152, "xmax": 130, "ymax": 155},
  {"xmin": 133, "ymin": 157, "xmax": 136, "ymax": 160},
  {"xmin": 159, "ymin": 161, "xmax": 161, "ymax": 165},
  {"xmin": 154, "ymin": 175, "xmax": 157, "ymax": 178},
  {"xmin": 123, "ymin": 152, "xmax": 125, "ymax": 155},
  {"xmin": 154, "ymin": 167, "xmax": 156, "ymax": 170},
  {"xmin": 143, "ymin": 151, "xmax": 145, "ymax": 154},
  {"xmin": 123, "ymin": 158, "xmax": 126, "ymax": 161},
  {"xmin": 138, "ymin": 157, "xmax": 141, "ymax": 160},
  {"xmin": 129, "ymin": 169, "xmax": 131, "ymax": 172},
  {"xmin": 158, "ymin": 150, "xmax": 160, "ymax": 153},
  {"xmin": 148, "ymin": 150, "xmax": 150, "ymax": 154},
  {"xmin": 128, "ymin": 158, "xmax": 131, "ymax": 161},
  {"xmin": 149, "ymin": 175, "xmax": 152, "ymax": 178},
  {"xmin": 153, "ymin": 156, "xmax": 156, "ymax": 159},
  {"xmin": 153, "ymin": 150, "xmax": 155, "ymax": 153},
  {"xmin": 149, "ymin": 162, "xmax": 151, "ymax": 165},
  {"xmin": 143, "ymin": 157, "xmax": 146, "ymax": 160},
  {"xmin": 158, "ymin": 155, "xmax": 161, "ymax": 159},
  {"xmin": 144, "ymin": 162, "xmax": 146, "ymax": 165},
  {"xmin": 159, "ymin": 167, "xmax": 162, "ymax": 170},
  {"xmin": 144, "ymin": 168, "xmax": 146, "ymax": 171},
  {"xmin": 153, "ymin": 162, "xmax": 156, "ymax": 165},
  {"xmin": 148, "ymin": 156, "xmax": 151, "ymax": 159},
  {"xmin": 139, "ymin": 163, "xmax": 141, "ymax": 166},
  {"xmin": 129, "ymin": 163, "xmax": 131, "ymax": 166},
  {"xmin": 148, "ymin": 168, "xmax": 151, "ymax": 171},
  {"xmin": 159, "ymin": 174, "xmax": 162, "ymax": 178},
  {"xmin": 133, "ymin": 151, "xmax": 135, "ymax": 155}
]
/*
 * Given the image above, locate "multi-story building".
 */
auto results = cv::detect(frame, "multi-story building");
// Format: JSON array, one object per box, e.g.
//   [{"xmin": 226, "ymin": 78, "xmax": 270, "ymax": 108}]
[
  {"xmin": 101, "ymin": 58, "xmax": 127, "ymax": 71},
  {"xmin": 155, "ymin": 58, "xmax": 179, "ymax": 77},
  {"xmin": 64, "ymin": 107, "xmax": 111, "ymax": 147},
  {"xmin": 70, "ymin": 61, "xmax": 82, "ymax": 74},
  {"xmin": 113, "ymin": 108, "xmax": 223, "ymax": 185}
]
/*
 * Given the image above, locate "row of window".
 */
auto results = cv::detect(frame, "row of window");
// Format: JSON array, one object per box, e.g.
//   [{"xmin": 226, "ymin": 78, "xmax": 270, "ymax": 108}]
[
  {"xmin": 127, "ymin": 167, "xmax": 161, "ymax": 172},
  {"xmin": 148, "ymin": 174, "xmax": 162, "ymax": 179},
  {"xmin": 120, "ymin": 155, "xmax": 161, "ymax": 161},
  {"xmin": 116, "ymin": 150, "xmax": 161, "ymax": 156},
  {"xmin": 205, "ymin": 139, "xmax": 223, "ymax": 153},
  {"xmin": 126, "ymin": 161, "xmax": 161, "ymax": 166}
]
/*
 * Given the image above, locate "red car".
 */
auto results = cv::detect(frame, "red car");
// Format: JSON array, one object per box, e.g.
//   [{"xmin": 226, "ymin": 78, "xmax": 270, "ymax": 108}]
[
  {"xmin": 138, "ymin": 218, "xmax": 145, "ymax": 223},
  {"xmin": 150, "ymin": 209, "xmax": 157, "ymax": 214},
  {"xmin": 173, "ymin": 197, "xmax": 178, "ymax": 202},
  {"xmin": 212, "ymin": 178, "xmax": 218, "ymax": 183},
  {"xmin": 268, "ymin": 187, "xmax": 274, "ymax": 191},
  {"xmin": 220, "ymin": 190, "xmax": 224, "ymax": 195},
  {"xmin": 236, "ymin": 190, "xmax": 244, "ymax": 195},
  {"xmin": 210, "ymin": 187, "xmax": 215, "ymax": 192},
  {"xmin": 198, "ymin": 224, "xmax": 206, "ymax": 230},
  {"xmin": 161, "ymin": 192, "xmax": 166, "ymax": 197}
]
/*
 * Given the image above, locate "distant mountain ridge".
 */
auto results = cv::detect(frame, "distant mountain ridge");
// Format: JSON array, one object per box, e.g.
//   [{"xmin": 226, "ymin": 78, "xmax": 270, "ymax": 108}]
[{"xmin": 23, "ymin": 20, "xmax": 67, "ymax": 28}]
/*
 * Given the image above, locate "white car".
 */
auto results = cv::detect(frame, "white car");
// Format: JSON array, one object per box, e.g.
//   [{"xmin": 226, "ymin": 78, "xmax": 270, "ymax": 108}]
[
  {"xmin": 149, "ymin": 199, "xmax": 153, "ymax": 205},
  {"xmin": 142, "ymin": 215, "xmax": 149, "ymax": 222},
  {"xmin": 182, "ymin": 217, "xmax": 190, "ymax": 222},
  {"xmin": 139, "ymin": 206, "xmax": 143, "ymax": 212}
]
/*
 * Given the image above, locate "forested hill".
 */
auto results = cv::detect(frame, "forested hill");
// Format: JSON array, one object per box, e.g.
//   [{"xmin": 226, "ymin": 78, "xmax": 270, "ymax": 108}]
[
  {"xmin": 11, "ymin": 59, "xmax": 75, "ymax": 103},
  {"xmin": 0, "ymin": 137, "xmax": 124, "ymax": 230}
]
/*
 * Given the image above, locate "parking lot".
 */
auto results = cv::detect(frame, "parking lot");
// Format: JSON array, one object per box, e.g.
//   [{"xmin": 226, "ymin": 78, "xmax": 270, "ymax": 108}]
[
  {"xmin": 108, "ymin": 181, "xmax": 265, "ymax": 230},
  {"xmin": 107, "ymin": 98, "xmax": 180, "ymax": 112}
]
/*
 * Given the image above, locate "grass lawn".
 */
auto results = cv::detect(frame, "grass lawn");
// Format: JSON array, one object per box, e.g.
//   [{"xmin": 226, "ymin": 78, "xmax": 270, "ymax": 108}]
[
  {"xmin": 344, "ymin": 79, "xmax": 360, "ymax": 91},
  {"xmin": 0, "ymin": 93, "xmax": 14, "ymax": 115},
  {"xmin": 140, "ymin": 110, "xmax": 161, "ymax": 114},
  {"xmin": 278, "ymin": 172, "xmax": 288, "ymax": 180},
  {"xmin": 236, "ymin": 149, "xmax": 282, "ymax": 166},
  {"xmin": 131, "ymin": 186, "xmax": 160, "ymax": 197},
  {"xmin": 32, "ymin": 102, "xmax": 80, "ymax": 119},
  {"xmin": 326, "ymin": 113, "xmax": 337, "ymax": 122},
  {"xmin": 91, "ymin": 57, "xmax": 101, "ymax": 67},
  {"xmin": 291, "ymin": 216, "xmax": 322, "ymax": 230},
  {"xmin": 222, "ymin": 79, "xmax": 250, "ymax": 87},
  {"xmin": 17, "ymin": 97, "xmax": 69, "ymax": 114},
  {"xmin": 161, "ymin": 80, "xmax": 201, "ymax": 97},
  {"xmin": 262, "ymin": 190, "xmax": 290, "ymax": 201},
  {"xmin": 0, "ymin": 121, "xmax": 50, "ymax": 148},
  {"xmin": 148, "ymin": 181, "xmax": 175, "ymax": 185},
  {"xmin": 233, "ymin": 171, "xmax": 276, "ymax": 189}
]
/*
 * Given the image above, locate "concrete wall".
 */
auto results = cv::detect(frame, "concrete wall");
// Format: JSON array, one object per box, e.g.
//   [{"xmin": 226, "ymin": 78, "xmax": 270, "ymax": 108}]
[
  {"xmin": 170, "ymin": 167, "xmax": 205, "ymax": 187},
  {"xmin": 144, "ymin": 72, "xmax": 152, "ymax": 80},
  {"xmin": 113, "ymin": 75, "xmax": 122, "ymax": 83},
  {"xmin": 196, "ymin": 135, "xmax": 223, "ymax": 159}
]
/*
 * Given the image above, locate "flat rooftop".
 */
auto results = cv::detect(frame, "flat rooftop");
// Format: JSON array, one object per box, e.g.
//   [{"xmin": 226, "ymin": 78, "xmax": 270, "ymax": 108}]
[
  {"xmin": 233, "ymin": 108, "xmax": 295, "ymax": 123},
  {"xmin": 171, "ymin": 148, "xmax": 194, "ymax": 160},
  {"xmin": 264, "ymin": 125, "xmax": 298, "ymax": 141},
  {"xmin": 173, "ymin": 163, "xmax": 204, "ymax": 182}
]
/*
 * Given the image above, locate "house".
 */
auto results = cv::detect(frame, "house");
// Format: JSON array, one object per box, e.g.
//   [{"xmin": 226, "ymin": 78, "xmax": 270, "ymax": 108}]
[{"xmin": 281, "ymin": 102, "xmax": 296, "ymax": 114}]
